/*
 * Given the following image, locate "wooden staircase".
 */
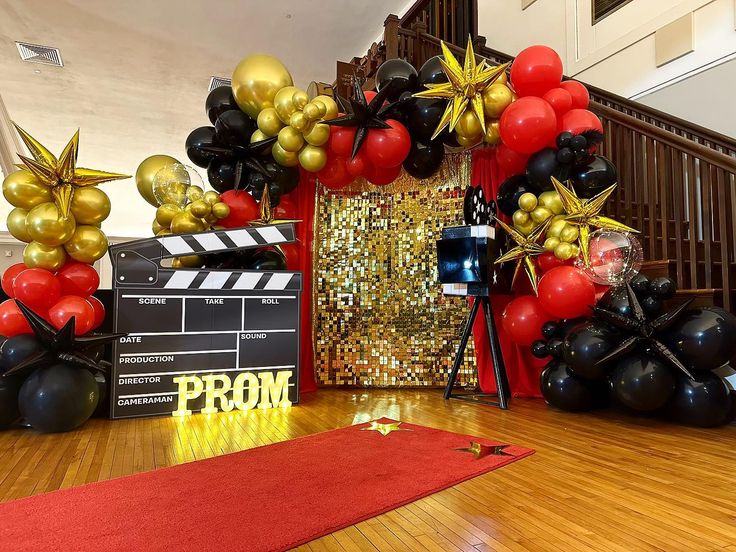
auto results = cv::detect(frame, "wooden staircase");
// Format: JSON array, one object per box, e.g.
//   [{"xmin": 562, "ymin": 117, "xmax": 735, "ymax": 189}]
[{"xmin": 338, "ymin": 0, "xmax": 736, "ymax": 311}]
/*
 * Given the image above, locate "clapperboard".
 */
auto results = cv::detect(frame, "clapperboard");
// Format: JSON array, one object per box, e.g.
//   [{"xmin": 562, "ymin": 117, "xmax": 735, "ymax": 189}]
[{"xmin": 108, "ymin": 223, "xmax": 301, "ymax": 419}]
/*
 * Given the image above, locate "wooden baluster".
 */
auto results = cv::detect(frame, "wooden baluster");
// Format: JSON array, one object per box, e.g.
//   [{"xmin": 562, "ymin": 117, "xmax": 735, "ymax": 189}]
[
  {"xmin": 645, "ymin": 138, "xmax": 657, "ymax": 260},
  {"xmin": 384, "ymin": 15, "xmax": 400, "ymax": 60},
  {"xmin": 634, "ymin": 134, "xmax": 646, "ymax": 258},
  {"xmin": 657, "ymin": 143, "xmax": 670, "ymax": 263},
  {"xmin": 413, "ymin": 20, "xmax": 428, "ymax": 67},
  {"xmin": 685, "ymin": 154, "xmax": 698, "ymax": 291},
  {"xmin": 671, "ymin": 150, "xmax": 685, "ymax": 289},
  {"xmin": 700, "ymin": 160, "xmax": 713, "ymax": 289},
  {"xmin": 715, "ymin": 167, "xmax": 730, "ymax": 310}
]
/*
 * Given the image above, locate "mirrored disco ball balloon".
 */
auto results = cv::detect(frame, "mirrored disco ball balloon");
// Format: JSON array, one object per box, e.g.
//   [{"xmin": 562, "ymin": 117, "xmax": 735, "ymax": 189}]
[
  {"xmin": 576, "ymin": 230, "xmax": 642, "ymax": 285},
  {"xmin": 152, "ymin": 163, "xmax": 203, "ymax": 208}
]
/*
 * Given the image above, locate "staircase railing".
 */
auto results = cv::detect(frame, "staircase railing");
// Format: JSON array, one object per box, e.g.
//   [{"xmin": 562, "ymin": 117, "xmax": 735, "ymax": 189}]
[{"xmin": 341, "ymin": 16, "xmax": 736, "ymax": 310}]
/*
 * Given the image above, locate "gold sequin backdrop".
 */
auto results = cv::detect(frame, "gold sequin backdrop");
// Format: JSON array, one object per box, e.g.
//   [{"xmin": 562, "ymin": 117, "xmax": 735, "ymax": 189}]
[{"xmin": 313, "ymin": 153, "xmax": 477, "ymax": 387}]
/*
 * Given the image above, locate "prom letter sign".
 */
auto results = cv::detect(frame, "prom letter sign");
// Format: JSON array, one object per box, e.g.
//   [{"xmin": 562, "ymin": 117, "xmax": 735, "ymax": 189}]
[{"xmin": 109, "ymin": 224, "xmax": 301, "ymax": 418}]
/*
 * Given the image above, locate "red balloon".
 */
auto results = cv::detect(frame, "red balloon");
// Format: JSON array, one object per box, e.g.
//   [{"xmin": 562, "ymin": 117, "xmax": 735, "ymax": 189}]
[
  {"xmin": 365, "ymin": 119, "xmax": 411, "ymax": 169},
  {"xmin": 346, "ymin": 150, "xmax": 369, "ymax": 177},
  {"xmin": 536, "ymin": 251, "xmax": 573, "ymax": 273},
  {"xmin": 363, "ymin": 90, "xmax": 377, "ymax": 103},
  {"xmin": 278, "ymin": 242, "xmax": 300, "ymax": 271},
  {"xmin": 499, "ymin": 97, "xmax": 558, "ymax": 154},
  {"xmin": 317, "ymin": 155, "xmax": 353, "ymax": 190},
  {"xmin": 496, "ymin": 144, "xmax": 529, "ymax": 175},
  {"xmin": 537, "ymin": 266, "xmax": 596, "ymax": 319},
  {"xmin": 1, "ymin": 263, "xmax": 27, "ymax": 298},
  {"xmin": 502, "ymin": 295, "xmax": 553, "ymax": 346},
  {"xmin": 543, "ymin": 87, "xmax": 573, "ymax": 118},
  {"xmin": 48, "ymin": 295, "xmax": 95, "ymax": 335},
  {"xmin": 560, "ymin": 109, "xmax": 603, "ymax": 136},
  {"xmin": 365, "ymin": 162, "xmax": 402, "ymax": 186},
  {"xmin": 218, "ymin": 190, "xmax": 260, "ymax": 228},
  {"xmin": 0, "ymin": 299, "xmax": 32, "ymax": 337},
  {"xmin": 87, "ymin": 295, "xmax": 106, "ymax": 329},
  {"xmin": 328, "ymin": 126, "xmax": 356, "ymax": 158},
  {"xmin": 510, "ymin": 45, "xmax": 563, "ymax": 98},
  {"xmin": 559, "ymin": 80, "xmax": 590, "ymax": 109},
  {"xmin": 12, "ymin": 268, "xmax": 61, "ymax": 310},
  {"xmin": 56, "ymin": 261, "xmax": 100, "ymax": 297}
]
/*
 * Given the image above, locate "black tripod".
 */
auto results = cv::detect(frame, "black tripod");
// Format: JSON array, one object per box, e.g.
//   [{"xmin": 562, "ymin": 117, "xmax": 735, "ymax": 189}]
[{"xmin": 444, "ymin": 295, "xmax": 510, "ymax": 409}]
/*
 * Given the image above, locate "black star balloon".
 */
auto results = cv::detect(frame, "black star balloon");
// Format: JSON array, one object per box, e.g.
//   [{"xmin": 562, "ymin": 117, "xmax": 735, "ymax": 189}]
[
  {"xmin": 4, "ymin": 301, "xmax": 126, "ymax": 377},
  {"xmin": 323, "ymin": 78, "xmax": 392, "ymax": 158},
  {"xmin": 593, "ymin": 284, "xmax": 694, "ymax": 379},
  {"xmin": 199, "ymin": 136, "xmax": 277, "ymax": 191}
]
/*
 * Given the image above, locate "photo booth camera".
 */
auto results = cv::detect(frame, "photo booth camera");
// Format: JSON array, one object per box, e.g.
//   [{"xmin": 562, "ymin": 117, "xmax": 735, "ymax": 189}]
[{"xmin": 436, "ymin": 225, "xmax": 510, "ymax": 409}]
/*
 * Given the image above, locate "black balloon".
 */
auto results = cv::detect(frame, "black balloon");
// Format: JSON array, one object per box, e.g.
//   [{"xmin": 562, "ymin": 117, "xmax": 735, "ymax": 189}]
[
  {"xmin": 246, "ymin": 161, "xmax": 299, "ymax": 197},
  {"xmin": 610, "ymin": 354, "xmax": 675, "ymax": 411},
  {"xmin": 563, "ymin": 321, "xmax": 619, "ymax": 379},
  {"xmin": 547, "ymin": 338, "xmax": 563, "ymax": 359},
  {"xmin": 0, "ymin": 375, "xmax": 21, "ymax": 428},
  {"xmin": 403, "ymin": 140, "xmax": 444, "ymax": 179},
  {"xmin": 496, "ymin": 175, "xmax": 541, "ymax": 217},
  {"xmin": 666, "ymin": 371, "xmax": 731, "ymax": 427},
  {"xmin": 214, "ymin": 110, "xmax": 256, "ymax": 146},
  {"xmin": 541, "ymin": 321, "xmax": 560, "ymax": 340},
  {"xmin": 531, "ymin": 340, "xmax": 549, "ymax": 359},
  {"xmin": 376, "ymin": 59, "xmax": 418, "ymax": 102},
  {"xmin": 540, "ymin": 361, "xmax": 608, "ymax": 412},
  {"xmin": 417, "ymin": 55, "xmax": 448, "ymax": 87},
  {"xmin": 247, "ymin": 249, "xmax": 287, "ymax": 271},
  {"xmin": 556, "ymin": 132, "xmax": 573, "ymax": 149},
  {"xmin": 641, "ymin": 295, "xmax": 662, "ymax": 315},
  {"xmin": 526, "ymin": 148, "xmax": 571, "ymax": 190},
  {"xmin": 0, "ymin": 334, "xmax": 43, "ymax": 373},
  {"xmin": 597, "ymin": 286, "xmax": 633, "ymax": 318},
  {"xmin": 185, "ymin": 126, "xmax": 218, "ymax": 168},
  {"xmin": 556, "ymin": 147, "xmax": 574, "ymax": 164},
  {"xmin": 206, "ymin": 86, "xmax": 240, "ymax": 124},
  {"xmin": 405, "ymin": 98, "xmax": 447, "ymax": 145},
  {"xmin": 665, "ymin": 307, "xmax": 736, "ymax": 372},
  {"xmin": 650, "ymin": 277, "xmax": 676, "ymax": 299},
  {"xmin": 93, "ymin": 371, "xmax": 109, "ymax": 418},
  {"xmin": 206, "ymin": 158, "xmax": 238, "ymax": 192},
  {"xmin": 19, "ymin": 363, "xmax": 99, "ymax": 433},
  {"xmin": 629, "ymin": 273, "xmax": 650, "ymax": 295},
  {"xmin": 571, "ymin": 155, "xmax": 617, "ymax": 199}
]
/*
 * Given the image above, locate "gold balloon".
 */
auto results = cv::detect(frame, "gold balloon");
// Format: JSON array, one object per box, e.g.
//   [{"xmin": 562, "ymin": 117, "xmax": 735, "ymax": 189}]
[
  {"xmin": 136, "ymin": 155, "xmax": 178, "ymax": 207},
  {"xmin": 304, "ymin": 123, "xmax": 330, "ymax": 146},
  {"xmin": 231, "ymin": 54, "xmax": 294, "ymax": 119},
  {"xmin": 538, "ymin": 191, "xmax": 565, "ymax": 215},
  {"xmin": 204, "ymin": 213, "xmax": 219, "ymax": 225},
  {"xmin": 189, "ymin": 199, "xmax": 211, "ymax": 218},
  {"xmin": 560, "ymin": 225, "xmax": 580, "ymax": 243},
  {"xmin": 250, "ymin": 129, "xmax": 270, "ymax": 143},
  {"xmin": 273, "ymin": 86, "xmax": 299, "ymax": 124},
  {"xmin": 313, "ymin": 95, "xmax": 338, "ymax": 120},
  {"xmin": 156, "ymin": 229, "xmax": 172, "ymax": 237},
  {"xmin": 548, "ymin": 219, "xmax": 568, "ymax": 238},
  {"xmin": 555, "ymin": 242, "xmax": 574, "ymax": 260},
  {"xmin": 177, "ymin": 255, "xmax": 204, "ymax": 268},
  {"xmin": 484, "ymin": 121, "xmax": 501, "ymax": 145},
  {"xmin": 70, "ymin": 187, "xmax": 111, "ymax": 225},
  {"xmin": 26, "ymin": 202, "xmax": 76, "ymax": 246},
  {"xmin": 7, "ymin": 208, "xmax": 31, "ymax": 242},
  {"xmin": 544, "ymin": 237, "xmax": 560, "ymax": 251},
  {"xmin": 455, "ymin": 110, "xmax": 482, "ymax": 140},
  {"xmin": 186, "ymin": 185, "xmax": 204, "ymax": 203},
  {"xmin": 302, "ymin": 102, "xmax": 322, "ymax": 121},
  {"xmin": 456, "ymin": 134, "xmax": 481, "ymax": 148},
  {"xmin": 515, "ymin": 219, "xmax": 535, "ymax": 236},
  {"xmin": 278, "ymin": 126, "xmax": 305, "ymax": 153},
  {"xmin": 292, "ymin": 89, "xmax": 309, "ymax": 110},
  {"xmin": 257, "ymin": 107, "xmax": 284, "ymax": 137},
  {"xmin": 24, "ymin": 241, "xmax": 67, "ymax": 271},
  {"xmin": 482, "ymin": 83, "xmax": 514, "ymax": 119},
  {"xmin": 64, "ymin": 225, "xmax": 108, "ymax": 263},
  {"xmin": 272, "ymin": 142, "xmax": 299, "ymax": 167},
  {"xmin": 496, "ymin": 71, "xmax": 508, "ymax": 85},
  {"xmin": 156, "ymin": 203, "xmax": 182, "ymax": 227},
  {"xmin": 512, "ymin": 209, "xmax": 530, "ymax": 227},
  {"xmin": 531, "ymin": 206, "xmax": 552, "ymax": 224},
  {"xmin": 211, "ymin": 202, "xmax": 230, "ymax": 219},
  {"xmin": 152, "ymin": 219, "xmax": 164, "ymax": 235},
  {"xmin": 298, "ymin": 145, "xmax": 327, "ymax": 172},
  {"xmin": 289, "ymin": 111, "xmax": 309, "ymax": 132},
  {"xmin": 171, "ymin": 211, "xmax": 207, "ymax": 234},
  {"xmin": 2, "ymin": 170, "xmax": 52, "ymax": 209},
  {"xmin": 518, "ymin": 193, "xmax": 538, "ymax": 212},
  {"xmin": 203, "ymin": 191, "xmax": 221, "ymax": 205}
]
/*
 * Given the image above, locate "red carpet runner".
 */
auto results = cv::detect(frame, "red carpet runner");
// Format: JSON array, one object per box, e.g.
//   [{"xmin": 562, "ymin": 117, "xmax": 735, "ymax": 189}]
[{"xmin": 0, "ymin": 418, "xmax": 533, "ymax": 552}]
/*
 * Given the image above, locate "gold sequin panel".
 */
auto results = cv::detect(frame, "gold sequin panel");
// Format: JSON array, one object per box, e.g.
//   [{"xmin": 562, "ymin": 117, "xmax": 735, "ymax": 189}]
[{"xmin": 314, "ymin": 153, "xmax": 477, "ymax": 387}]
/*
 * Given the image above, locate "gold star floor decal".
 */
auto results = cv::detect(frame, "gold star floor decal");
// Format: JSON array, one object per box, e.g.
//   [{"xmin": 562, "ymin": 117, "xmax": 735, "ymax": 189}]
[
  {"xmin": 361, "ymin": 420, "xmax": 410, "ymax": 436},
  {"xmin": 455, "ymin": 441, "xmax": 513, "ymax": 459}
]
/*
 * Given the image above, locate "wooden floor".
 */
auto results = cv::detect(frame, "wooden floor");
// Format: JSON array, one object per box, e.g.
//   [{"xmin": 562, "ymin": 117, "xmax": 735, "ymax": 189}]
[{"xmin": 0, "ymin": 389, "xmax": 734, "ymax": 551}]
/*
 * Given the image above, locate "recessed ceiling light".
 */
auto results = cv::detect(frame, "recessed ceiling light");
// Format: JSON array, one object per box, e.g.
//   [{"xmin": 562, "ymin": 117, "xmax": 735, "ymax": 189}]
[
  {"xmin": 285, "ymin": 13, "xmax": 292, "ymax": 19},
  {"xmin": 33, "ymin": 69, "xmax": 41, "ymax": 74}
]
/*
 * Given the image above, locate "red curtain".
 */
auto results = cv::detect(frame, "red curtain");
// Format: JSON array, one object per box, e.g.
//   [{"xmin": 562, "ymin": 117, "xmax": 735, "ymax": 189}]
[
  {"xmin": 470, "ymin": 148, "xmax": 545, "ymax": 398},
  {"xmin": 273, "ymin": 171, "xmax": 318, "ymax": 394}
]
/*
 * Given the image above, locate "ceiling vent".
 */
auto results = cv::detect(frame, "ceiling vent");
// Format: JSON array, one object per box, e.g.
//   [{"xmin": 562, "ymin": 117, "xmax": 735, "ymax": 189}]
[
  {"xmin": 15, "ymin": 42, "xmax": 63, "ymax": 67},
  {"xmin": 208, "ymin": 76, "xmax": 231, "ymax": 92}
]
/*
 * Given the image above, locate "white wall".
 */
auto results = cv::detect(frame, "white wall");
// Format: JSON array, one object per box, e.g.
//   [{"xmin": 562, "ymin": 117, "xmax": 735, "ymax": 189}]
[{"xmin": 478, "ymin": 0, "xmax": 736, "ymax": 103}]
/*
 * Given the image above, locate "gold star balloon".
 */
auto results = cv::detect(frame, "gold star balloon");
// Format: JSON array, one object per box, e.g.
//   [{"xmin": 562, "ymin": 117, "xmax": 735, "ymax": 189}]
[
  {"xmin": 413, "ymin": 40, "xmax": 509, "ymax": 140},
  {"xmin": 551, "ymin": 177, "xmax": 638, "ymax": 266},
  {"xmin": 494, "ymin": 216, "xmax": 550, "ymax": 294},
  {"xmin": 454, "ymin": 442, "xmax": 513, "ymax": 460},
  {"xmin": 12, "ymin": 123, "xmax": 129, "ymax": 218},
  {"xmin": 361, "ymin": 420, "xmax": 408, "ymax": 436}
]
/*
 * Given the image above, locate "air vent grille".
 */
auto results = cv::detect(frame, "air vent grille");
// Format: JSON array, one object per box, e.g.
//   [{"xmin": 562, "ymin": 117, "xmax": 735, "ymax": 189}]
[
  {"xmin": 15, "ymin": 42, "xmax": 63, "ymax": 67},
  {"xmin": 209, "ymin": 76, "xmax": 231, "ymax": 92}
]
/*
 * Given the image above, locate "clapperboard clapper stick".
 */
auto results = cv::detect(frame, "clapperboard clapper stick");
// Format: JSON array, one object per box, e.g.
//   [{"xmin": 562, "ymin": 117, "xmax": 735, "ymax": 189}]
[{"xmin": 108, "ymin": 223, "xmax": 302, "ymax": 419}]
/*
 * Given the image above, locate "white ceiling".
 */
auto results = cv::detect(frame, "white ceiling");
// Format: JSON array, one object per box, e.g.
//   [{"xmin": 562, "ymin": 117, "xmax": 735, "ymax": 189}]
[{"xmin": 0, "ymin": 0, "xmax": 410, "ymax": 236}]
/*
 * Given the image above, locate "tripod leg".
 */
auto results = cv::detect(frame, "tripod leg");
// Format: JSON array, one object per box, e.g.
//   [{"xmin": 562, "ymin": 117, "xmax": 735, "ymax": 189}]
[
  {"xmin": 482, "ymin": 296, "xmax": 510, "ymax": 409},
  {"xmin": 444, "ymin": 298, "xmax": 481, "ymax": 400}
]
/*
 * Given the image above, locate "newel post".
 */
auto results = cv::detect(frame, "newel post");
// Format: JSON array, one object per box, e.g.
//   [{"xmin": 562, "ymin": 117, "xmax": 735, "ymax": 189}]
[{"xmin": 384, "ymin": 14, "xmax": 400, "ymax": 60}]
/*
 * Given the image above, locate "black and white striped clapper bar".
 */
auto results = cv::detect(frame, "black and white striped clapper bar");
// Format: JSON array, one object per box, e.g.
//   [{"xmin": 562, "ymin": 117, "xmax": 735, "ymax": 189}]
[
  {"xmin": 108, "ymin": 223, "xmax": 301, "ymax": 419},
  {"xmin": 436, "ymin": 224, "xmax": 510, "ymax": 409}
]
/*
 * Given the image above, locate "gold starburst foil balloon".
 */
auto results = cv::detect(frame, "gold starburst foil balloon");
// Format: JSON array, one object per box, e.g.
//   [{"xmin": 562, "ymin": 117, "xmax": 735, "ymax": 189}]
[
  {"xmin": 413, "ymin": 40, "xmax": 509, "ymax": 140},
  {"xmin": 494, "ymin": 217, "xmax": 550, "ymax": 294}
]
